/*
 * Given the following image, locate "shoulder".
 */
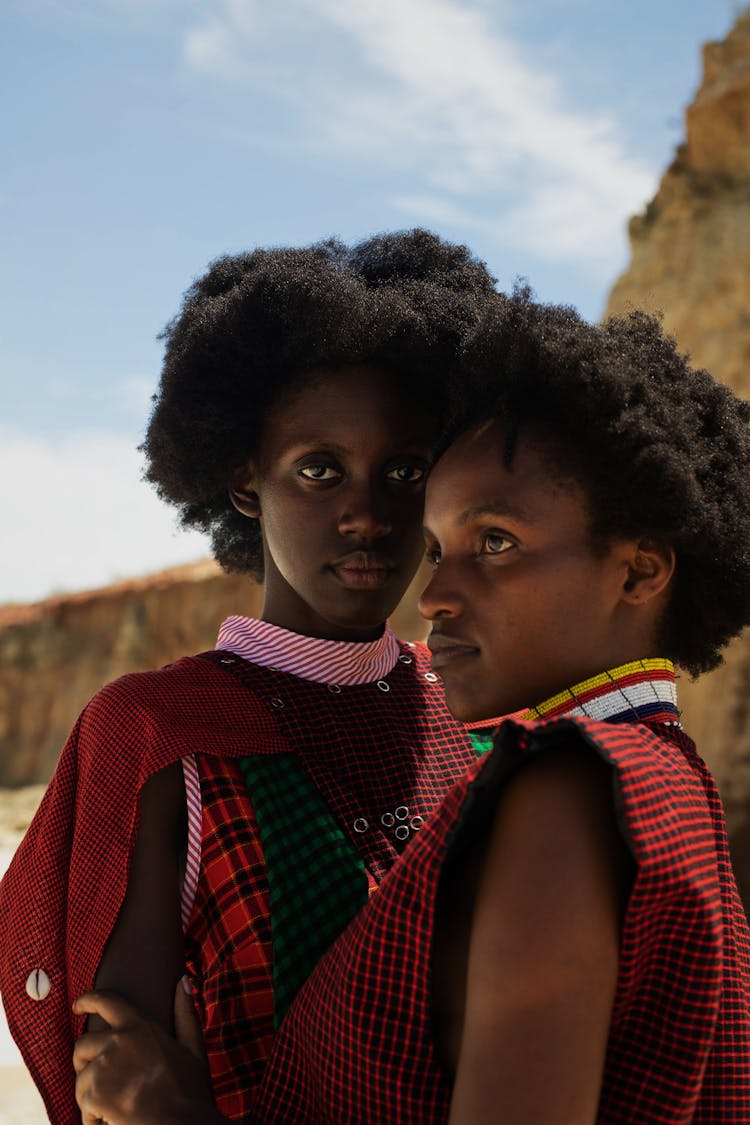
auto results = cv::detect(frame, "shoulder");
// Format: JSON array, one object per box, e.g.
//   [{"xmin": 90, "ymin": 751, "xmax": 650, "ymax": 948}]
[
  {"xmin": 474, "ymin": 739, "xmax": 631, "ymax": 968},
  {"xmin": 37, "ymin": 654, "xmax": 283, "ymax": 810},
  {"xmin": 80, "ymin": 654, "xmax": 276, "ymax": 755},
  {"xmin": 493, "ymin": 738, "xmax": 624, "ymax": 866},
  {"xmin": 503, "ymin": 715, "xmax": 719, "ymax": 888}
]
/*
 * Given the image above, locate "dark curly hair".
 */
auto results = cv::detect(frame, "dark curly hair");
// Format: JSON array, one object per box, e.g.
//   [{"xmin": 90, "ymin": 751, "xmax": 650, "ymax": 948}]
[
  {"xmin": 448, "ymin": 288, "xmax": 750, "ymax": 675},
  {"xmin": 143, "ymin": 230, "xmax": 496, "ymax": 578}
]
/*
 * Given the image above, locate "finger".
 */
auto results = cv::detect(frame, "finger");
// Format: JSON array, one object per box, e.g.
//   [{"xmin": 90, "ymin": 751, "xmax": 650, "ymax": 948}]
[
  {"xmin": 72, "ymin": 1028, "xmax": 118, "ymax": 1074},
  {"xmin": 75, "ymin": 1064, "xmax": 114, "ymax": 1125},
  {"xmin": 174, "ymin": 976, "xmax": 206, "ymax": 1062},
  {"xmin": 73, "ymin": 989, "xmax": 141, "ymax": 1029}
]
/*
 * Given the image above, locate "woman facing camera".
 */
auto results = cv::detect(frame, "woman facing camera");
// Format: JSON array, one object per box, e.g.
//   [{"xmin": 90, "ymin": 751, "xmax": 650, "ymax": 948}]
[{"xmin": 0, "ymin": 230, "xmax": 498, "ymax": 1123}]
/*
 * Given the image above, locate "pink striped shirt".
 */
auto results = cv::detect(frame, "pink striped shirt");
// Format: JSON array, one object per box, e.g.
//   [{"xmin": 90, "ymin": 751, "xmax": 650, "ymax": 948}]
[
  {"xmin": 216, "ymin": 615, "xmax": 403, "ymax": 685},
  {"xmin": 181, "ymin": 618, "xmax": 407, "ymax": 925}
]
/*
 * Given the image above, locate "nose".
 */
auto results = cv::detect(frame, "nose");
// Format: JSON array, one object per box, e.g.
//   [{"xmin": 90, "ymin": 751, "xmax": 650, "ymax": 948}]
[
  {"xmin": 338, "ymin": 480, "xmax": 392, "ymax": 541},
  {"xmin": 418, "ymin": 561, "xmax": 464, "ymax": 621}
]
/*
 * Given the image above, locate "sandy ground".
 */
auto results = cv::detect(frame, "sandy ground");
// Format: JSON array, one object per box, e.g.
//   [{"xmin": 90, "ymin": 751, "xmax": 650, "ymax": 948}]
[{"xmin": 0, "ymin": 787, "xmax": 51, "ymax": 1122}]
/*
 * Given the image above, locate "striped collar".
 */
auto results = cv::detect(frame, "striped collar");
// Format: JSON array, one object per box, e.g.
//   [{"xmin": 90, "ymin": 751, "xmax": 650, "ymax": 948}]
[
  {"xmin": 215, "ymin": 615, "xmax": 401, "ymax": 686},
  {"xmin": 521, "ymin": 658, "xmax": 681, "ymax": 727}
]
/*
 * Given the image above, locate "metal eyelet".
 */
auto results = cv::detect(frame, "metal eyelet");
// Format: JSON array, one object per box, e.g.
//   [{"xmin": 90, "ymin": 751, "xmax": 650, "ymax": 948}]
[
  {"xmin": 381, "ymin": 812, "xmax": 395, "ymax": 827},
  {"xmin": 220, "ymin": 657, "xmax": 235, "ymax": 665},
  {"xmin": 395, "ymin": 806, "xmax": 409, "ymax": 821},
  {"xmin": 423, "ymin": 672, "xmax": 439, "ymax": 683},
  {"xmin": 410, "ymin": 815, "xmax": 424, "ymax": 831},
  {"xmin": 353, "ymin": 818, "xmax": 369, "ymax": 833},
  {"xmin": 395, "ymin": 825, "xmax": 410, "ymax": 842},
  {"xmin": 327, "ymin": 683, "xmax": 342, "ymax": 694},
  {"xmin": 270, "ymin": 697, "xmax": 285, "ymax": 709},
  {"xmin": 376, "ymin": 680, "xmax": 390, "ymax": 693},
  {"xmin": 398, "ymin": 654, "xmax": 413, "ymax": 664}
]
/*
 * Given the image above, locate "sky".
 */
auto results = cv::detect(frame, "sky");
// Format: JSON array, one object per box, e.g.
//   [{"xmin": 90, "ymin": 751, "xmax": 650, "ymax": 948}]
[{"xmin": 0, "ymin": 0, "xmax": 741, "ymax": 605}]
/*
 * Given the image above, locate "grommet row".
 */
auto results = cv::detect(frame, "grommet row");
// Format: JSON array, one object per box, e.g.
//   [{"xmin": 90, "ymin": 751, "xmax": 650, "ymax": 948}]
[{"xmin": 379, "ymin": 806, "xmax": 424, "ymax": 844}]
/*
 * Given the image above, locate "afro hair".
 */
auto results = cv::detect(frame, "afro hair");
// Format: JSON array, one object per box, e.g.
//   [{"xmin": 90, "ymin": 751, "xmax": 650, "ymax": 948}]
[
  {"xmin": 143, "ymin": 230, "xmax": 496, "ymax": 578},
  {"xmin": 449, "ymin": 289, "xmax": 750, "ymax": 676}
]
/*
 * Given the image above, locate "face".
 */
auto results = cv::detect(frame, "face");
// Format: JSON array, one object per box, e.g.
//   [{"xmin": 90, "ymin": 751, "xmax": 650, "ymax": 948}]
[
  {"xmin": 232, "ymin": 365, "xmax": 436, "ymax": 642},
  {"xmin": 420, "ymin": 420, "xmax": 655, "ymax": 722}
]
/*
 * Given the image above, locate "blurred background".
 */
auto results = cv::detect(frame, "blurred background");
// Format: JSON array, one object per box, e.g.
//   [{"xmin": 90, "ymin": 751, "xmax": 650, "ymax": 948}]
[{"xmin": 1, "ymin": 2, "xmax": 747, "ymax": 1119}]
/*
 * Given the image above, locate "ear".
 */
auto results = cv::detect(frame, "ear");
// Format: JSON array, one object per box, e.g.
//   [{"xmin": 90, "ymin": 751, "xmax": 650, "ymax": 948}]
[
  {"xmin": 621, "ymin": 539, "xmax": 675, "ymax": 605},
  {"xmin": 229, "ymin": 462, "xmax": 261, "ymax": 520}
]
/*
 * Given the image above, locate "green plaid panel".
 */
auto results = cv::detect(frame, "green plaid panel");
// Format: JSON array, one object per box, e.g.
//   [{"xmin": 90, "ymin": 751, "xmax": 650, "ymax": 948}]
[
  {"xmin": 239, "ymin": 754, "xmax": 369, "ymax": 1028},
  {"xmin": 469, "ymin": 729, "xmax": 495, "ymax": 757}
]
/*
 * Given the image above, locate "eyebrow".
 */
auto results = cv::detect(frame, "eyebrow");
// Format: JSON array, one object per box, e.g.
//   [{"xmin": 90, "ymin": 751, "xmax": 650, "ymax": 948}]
[
  {"xmin": 284, "ymin": 440, "xmax": 432, "ymax": 457},
  {"xmin": 457, "ymin": 502, "xmax": 533, "ymax": 525},
  {"xmin": 423, "ymin": 502, "xmax": 533, "ymax": 539}
]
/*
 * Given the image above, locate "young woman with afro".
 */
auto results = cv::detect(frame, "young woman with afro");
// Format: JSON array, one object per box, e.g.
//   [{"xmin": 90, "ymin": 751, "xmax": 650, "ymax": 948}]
[
  {"xmin": 75, "ymin": 289, "xmax": 750, "ymax": 1124},
  {"xmin": 0, "ymin": 230, "xmax": 499, "ymax": 1122}
]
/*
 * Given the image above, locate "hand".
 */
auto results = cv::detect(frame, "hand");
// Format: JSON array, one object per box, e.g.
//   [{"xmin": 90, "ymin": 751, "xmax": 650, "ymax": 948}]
[{"xmin": 73, "ymin": 980, "xmax": 225, "ymax": 1125}]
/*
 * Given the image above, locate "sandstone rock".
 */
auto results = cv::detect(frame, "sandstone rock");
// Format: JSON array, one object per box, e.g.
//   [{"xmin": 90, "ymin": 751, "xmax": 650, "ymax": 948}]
[
  {"xmin": 0, "ymin": 559, "xmax": 429, "ymax": 789},
  {"xmin": 0, "ymin": 561, "xmax": 261, "ymax": 786},
  {"xmin": 605, "ymin": 12, "xmax": 750, "ymax": 906}
]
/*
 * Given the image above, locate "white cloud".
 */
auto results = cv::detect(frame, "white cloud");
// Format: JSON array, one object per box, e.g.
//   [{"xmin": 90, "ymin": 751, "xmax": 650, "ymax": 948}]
[
  {"xmin": 0, "ymin": 428, "xmax": 210, "ymax": 605},
  {"xmin": 180, "ymin": 0, "xmax": 656, "ymax": 275}
]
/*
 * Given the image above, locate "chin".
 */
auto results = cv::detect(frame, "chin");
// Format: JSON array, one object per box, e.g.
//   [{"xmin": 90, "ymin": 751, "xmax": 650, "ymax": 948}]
[
  {"xmin": 442, "ymin": 686, "xmax": 487, "ymax": 725},
  {"xmin": 443, "ymin": 681, "xmax": 515, "ymax": 725}
]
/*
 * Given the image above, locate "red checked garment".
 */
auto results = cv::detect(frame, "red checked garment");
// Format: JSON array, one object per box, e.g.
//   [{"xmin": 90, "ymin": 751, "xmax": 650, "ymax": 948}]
[
  {"xmin": 255, "ymin": 661, "xmax": 750, "ymax": 1124},
  {"xmin": 0, "ymin": 621, "xmax": 486, "ymax": 1124}
]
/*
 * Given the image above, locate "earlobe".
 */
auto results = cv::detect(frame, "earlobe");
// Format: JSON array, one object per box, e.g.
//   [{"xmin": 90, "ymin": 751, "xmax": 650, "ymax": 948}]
[
  {"xmin": 622, "ymin": 540, "xmax": 675, "ymax": 605},
  {"xmin": 229, "ymin": 463, "xmax": 261, "ymax": 520}
]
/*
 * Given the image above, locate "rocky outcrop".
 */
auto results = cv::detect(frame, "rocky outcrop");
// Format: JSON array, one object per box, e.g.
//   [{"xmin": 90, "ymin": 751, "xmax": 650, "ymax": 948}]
[
  {"xmin": 0, "ymin": 560, "xmax": 429, "ymax": 788},
  {"xmin": 605, "ymin": 11, "xmax": 750, "ymax": 904},
  {"xmin": 0, "ymin": 561, "xmax": 261, "ymax": 786}
]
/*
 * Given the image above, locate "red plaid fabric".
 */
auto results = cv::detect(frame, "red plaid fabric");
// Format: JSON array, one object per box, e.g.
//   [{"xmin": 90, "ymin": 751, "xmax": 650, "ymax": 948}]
[
  {"xmin": 0, "ymin": 642, "xmax": 485, "ymax": 1122},
  {"xmin": 0, "ymin": 655, "xmax": 286, "ymax": 1124},
  {"xmin": 183, "ymin": 646, "xmax": 486, "ymax": 1120},
  {"xmin": 254, "ymin": 716, "xmax": 750, "ymax": 1124},
  {"xmin": 182, "ymin": 756, "xmax": 275, "ymax": 1121}
]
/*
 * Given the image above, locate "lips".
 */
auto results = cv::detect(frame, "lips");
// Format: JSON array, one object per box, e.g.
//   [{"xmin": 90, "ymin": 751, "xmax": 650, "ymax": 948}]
[
  {"xmin": 330, "ymin": 551, "xmax": 396, "ymax": 590},
  {"xmin": 427, "ymin": 631, "xmax": 479, "ymax": 670}
]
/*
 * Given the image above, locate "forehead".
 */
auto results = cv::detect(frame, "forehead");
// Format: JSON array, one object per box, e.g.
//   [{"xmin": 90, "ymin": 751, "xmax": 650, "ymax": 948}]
[
  {"xmin": 264, "ymin": 364, "xmax": 434, "ymax": 448},
  {"xmin": 425, "ymin": 419, "xmax": 588, "ymax": 529}
]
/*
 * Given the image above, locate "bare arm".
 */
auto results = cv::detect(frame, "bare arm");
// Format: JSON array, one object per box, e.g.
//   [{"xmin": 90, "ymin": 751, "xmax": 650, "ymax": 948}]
[
  {"xmin": 90, "ymin": 761, "xmax": 186, "ymax": 1031},
  {"xmin": 448, "ymin": 743, "xmax": 631, "ymax": 1125}
]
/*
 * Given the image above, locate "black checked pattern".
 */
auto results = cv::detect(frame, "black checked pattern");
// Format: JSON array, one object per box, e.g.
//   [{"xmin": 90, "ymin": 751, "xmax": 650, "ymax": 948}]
[
  {"xmin": 0, "ymin": 648, "xmax": 489, "ymax": 1123},
  {"xmin": 255, "ymin": 716, "xmax": 750, "ymax": 1124}
]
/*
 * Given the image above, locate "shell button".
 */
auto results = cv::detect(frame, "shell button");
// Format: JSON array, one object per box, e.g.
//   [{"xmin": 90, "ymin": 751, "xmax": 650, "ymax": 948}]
[{"xmin": 26, "ymin": 969, "xmax": 51, "ymax": 1001}]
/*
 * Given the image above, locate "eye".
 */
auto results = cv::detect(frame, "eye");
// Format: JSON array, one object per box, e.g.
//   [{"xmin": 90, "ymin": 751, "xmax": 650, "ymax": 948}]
[
  {"xmin": 386, "ymin": 463, "xmax": 427, "ymax": 484},
  {"xmin": 298, "ymin": 465, "xmax": 342, "ymax": 482},
  {"xmin": 424, "ymin": 546, "xmax": 442, "ymax": 566},
  {"xmin": 482, "ymin": 532, "xmax": 514, "ymax": 555}
]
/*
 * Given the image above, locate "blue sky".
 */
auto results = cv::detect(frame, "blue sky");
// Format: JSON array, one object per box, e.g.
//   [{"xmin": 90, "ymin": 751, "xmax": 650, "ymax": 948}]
[{"xmin": 0, "ymin": 0, "xmax": 739, "ymax": 603}]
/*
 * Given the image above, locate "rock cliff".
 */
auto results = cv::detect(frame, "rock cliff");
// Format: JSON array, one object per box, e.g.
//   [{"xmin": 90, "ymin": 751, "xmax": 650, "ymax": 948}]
[
  {"xmin": 605, "ymin": 11, "xmax": 750, "ymax": 904},
  {"xmin": 0, "ymin": 561, "xmax": 260, "ymax": 785},
  {"xmin": 0, "ymin": 559, "xmax": 429, "ymax": 787}
]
